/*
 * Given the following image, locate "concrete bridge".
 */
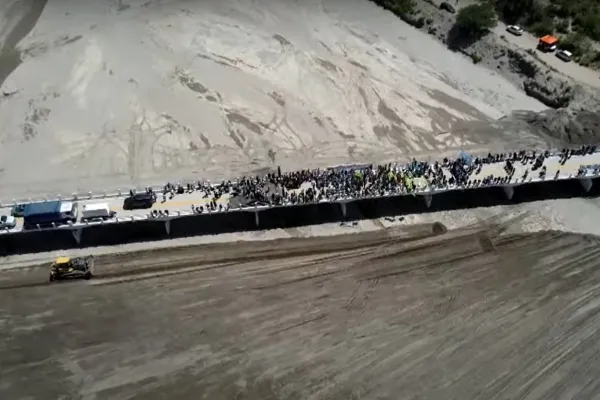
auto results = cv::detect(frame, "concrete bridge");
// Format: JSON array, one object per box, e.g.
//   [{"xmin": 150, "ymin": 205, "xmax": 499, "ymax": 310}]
[{"xmin": 1, "ymin": 165, "xmax": 599, "ymax": 256}]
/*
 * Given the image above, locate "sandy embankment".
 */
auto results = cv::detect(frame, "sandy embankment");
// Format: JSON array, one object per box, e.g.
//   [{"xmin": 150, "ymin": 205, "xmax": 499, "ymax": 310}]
[{"xmin": 0, "ymin": 0, "xmax": 547, "ymax": 201}]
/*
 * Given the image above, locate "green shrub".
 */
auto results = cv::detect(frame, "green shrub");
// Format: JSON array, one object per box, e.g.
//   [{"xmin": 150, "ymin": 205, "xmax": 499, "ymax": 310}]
[
  {"xmin": 492, "ymin": 0, "xmax": 600, "ymax": 45},
  {"xmin": 371, "ymin": 0, "xmax": 416, "ymax": 17},
  {"xmin": 493, "ymin": 0, "xmax": 538, "ymax": 24},
  {"xmin": 528, "ymin": 18, "xmax": 555, "ymax": 36},
  {"xmin": 556, "ymin": 19, "xmax": 569, "ymax": 34},
  {"xmin": 574, "ymin": 12, "xmax": 600, "ymax": 41},
  {"xmin": 559, "ymin": 32, "xmax": 591, "ymax": 58},
  {"xmin": 471, "ymin": 52, "xmax": 483, "ymax": 64},
  {"xmin": 456, "ymin": 2, "xmax": 498, "ymax": 37}
]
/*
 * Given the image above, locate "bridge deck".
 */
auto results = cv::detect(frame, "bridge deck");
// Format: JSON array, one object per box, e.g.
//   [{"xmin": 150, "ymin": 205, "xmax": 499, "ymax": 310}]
[{"xmin": 3, "ymin": 150, "xmax": 600, "ymax": 233}]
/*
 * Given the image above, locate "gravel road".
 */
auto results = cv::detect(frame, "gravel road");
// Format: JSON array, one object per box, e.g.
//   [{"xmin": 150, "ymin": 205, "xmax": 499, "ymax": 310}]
[
  {"xmin": 492, "ymin": 22, "xmax": 600, "ymax": 89},
  {"xmin": 2, "ymin": 223, "xmax": 600, "ymax": 399}
]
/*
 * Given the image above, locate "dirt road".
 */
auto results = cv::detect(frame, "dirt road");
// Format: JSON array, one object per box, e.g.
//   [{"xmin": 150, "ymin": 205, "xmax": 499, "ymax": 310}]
[
  {"xmin": 2, "ymin": 222, "xmax": 600, "ymax": 399},
  {"xmin": 492, "ymin": 22, "xmax": 600, "ymax": 89}
]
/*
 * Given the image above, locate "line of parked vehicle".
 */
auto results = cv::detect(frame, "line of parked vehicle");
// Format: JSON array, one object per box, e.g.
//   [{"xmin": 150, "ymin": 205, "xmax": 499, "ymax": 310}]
[
  {"xmin": 2, "ymin": 191, "xmax": 158, "ymax": 231},
  {"xmin": 506, "ymin": 25, "xmax": 573, "ymax": 62},
  {"xmin": 436, "ymin": 3, "xmax": 573, "ymax": 63}
]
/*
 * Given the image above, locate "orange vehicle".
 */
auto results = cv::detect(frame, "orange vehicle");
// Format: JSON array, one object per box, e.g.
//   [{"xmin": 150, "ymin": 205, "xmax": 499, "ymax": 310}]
[{"xmin": 538, "ymin": 35, "xmax": 558, "ymax": 52}]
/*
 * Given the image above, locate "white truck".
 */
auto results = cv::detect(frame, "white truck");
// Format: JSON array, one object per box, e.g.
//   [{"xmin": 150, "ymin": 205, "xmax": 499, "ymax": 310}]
[{"xmin": 81, "ymin": 203, "xmax": 117, "ymax": 222}]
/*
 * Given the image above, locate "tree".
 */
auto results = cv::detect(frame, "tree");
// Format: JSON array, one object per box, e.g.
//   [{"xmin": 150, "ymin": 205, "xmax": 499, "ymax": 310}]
[
  {"xmin": 456, "ymin": 3, "xmax": 498, "ymax": 37},
  {"xmin": 493, "ymin": 0, "xmax": 535, "ymax": 24}
]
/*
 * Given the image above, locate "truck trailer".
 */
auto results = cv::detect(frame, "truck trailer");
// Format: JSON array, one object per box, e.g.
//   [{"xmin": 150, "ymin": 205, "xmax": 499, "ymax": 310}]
[
  {"xmin": 81, "ymin": 202, "xmax": 116, "ymax": 221},
  {"xmin": 22, "ymin": 201, "xmax": 79, "ymax": 229}
]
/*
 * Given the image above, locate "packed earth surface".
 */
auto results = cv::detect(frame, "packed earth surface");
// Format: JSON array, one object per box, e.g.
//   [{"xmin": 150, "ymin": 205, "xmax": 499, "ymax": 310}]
[{"xmin": 3, "ymin": 223, "xmax": 600, "ymax": 399}]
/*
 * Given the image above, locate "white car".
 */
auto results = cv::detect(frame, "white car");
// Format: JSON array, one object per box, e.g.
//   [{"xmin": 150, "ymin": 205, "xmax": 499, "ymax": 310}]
[
  {"xmin": 556, "ymin": 49, "xmax": 573, "ymax": 62},
  {"xmin": 506, "ymin": 25, "xmax": 524, "ymax": 36},
  {"xmin": 0, "ymin": 215, "xmax": 17, "ymax": 230}
]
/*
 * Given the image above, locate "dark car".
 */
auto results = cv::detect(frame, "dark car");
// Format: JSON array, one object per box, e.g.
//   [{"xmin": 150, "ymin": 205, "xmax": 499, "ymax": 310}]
[
  {"xmin": 123, "ymin": 192, "xmax": 157, "ymax": 210},
  {"xmin": 440, "ymin": 1, "xmax": 456, "ymax": 13}
]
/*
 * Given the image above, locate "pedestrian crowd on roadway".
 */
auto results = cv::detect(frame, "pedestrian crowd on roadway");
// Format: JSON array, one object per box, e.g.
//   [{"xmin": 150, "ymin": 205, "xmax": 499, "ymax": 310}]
[{"xmin": 148, "ymin": 146, "xmax": 598, "ymax": 214}]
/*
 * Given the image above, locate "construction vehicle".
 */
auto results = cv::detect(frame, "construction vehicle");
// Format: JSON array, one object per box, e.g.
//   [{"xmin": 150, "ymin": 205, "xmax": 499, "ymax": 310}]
[{"xmin": 49, "ymin": 256, "xmax": 94, "ymax": 282}]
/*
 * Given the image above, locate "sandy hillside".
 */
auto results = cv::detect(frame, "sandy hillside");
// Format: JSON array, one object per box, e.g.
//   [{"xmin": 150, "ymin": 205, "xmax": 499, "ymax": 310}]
[{"xmin": 0, "ymin": 0, "xmax": 547, "ymax": 199}]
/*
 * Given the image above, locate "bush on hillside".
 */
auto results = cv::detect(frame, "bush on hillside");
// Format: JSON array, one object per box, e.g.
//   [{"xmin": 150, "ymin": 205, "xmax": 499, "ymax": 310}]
[
  {"xmin": 528, "ymin": 17, "xmax": 555, "ymax": 37},
  {"xmin": 559, "ymin": 32, "xmax": 591, "ymax": 58},
  {"xmin": 455, "ymin": 3, "xmax": 498, "ymax": 37},
  {"xmin": 493, "ymin": 0, "xmax": 538, "ymax": 24},
  {"xmin": 492, "ymin": 0, "xmax": 600, "ymax": 42},
  {"xmin": 370, "ymin": 0, "xmax": 429, "ymax": 30},
  {"xmin": 371, "ymin": 0, "xmax": 416, "ymax": 17},
  {"xmin": 573, "ymin": 13, "xmax": 600, "ymax": 41},
  {"xmin": 556, "ymin": 19, "xmax": 569, "ymax": 34}
]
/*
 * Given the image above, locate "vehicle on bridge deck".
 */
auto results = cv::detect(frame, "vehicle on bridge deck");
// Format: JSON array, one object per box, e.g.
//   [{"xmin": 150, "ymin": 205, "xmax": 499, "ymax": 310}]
[
  {"xmin": 81, "ymin": 202, "xmax": 117, "ymax": 221},
  {"xmin": 22, "ymin": 200, "xmax": 78, "ymax": 229},
  {"xmin": 123, "ymin": 192, "xmax": 157, "ymax": 210},
  {"xmin": 49, "ymin": 256, "xmax": 94, "ymax": 282},
  {"xmin": 0, "ymin": 215, "xmax": 17, "ymax": 230}
]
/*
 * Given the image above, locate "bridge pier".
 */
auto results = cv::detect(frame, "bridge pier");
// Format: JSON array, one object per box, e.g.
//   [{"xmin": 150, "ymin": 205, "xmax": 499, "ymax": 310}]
[
  {"xmin": 164, "ymin": 219, "xmax": 171, "ymax": 235},
  {"xmin": 423, "ymin": 194, "xmax": 432, "ymax": 208},
  {"xmin": 255, "ymin": 211, "xmax": 260, "ymax": 228},
  {"xmin": 340, "ymin": 202, "xmax": 347, "ymax": 218},
  {"xmin": 71, "ymin": 228, "xmax": 82, "ymax": 245},
  {"xmin": 580, "ymin": 178, "xmax": 593, "ymax": 193},
  {"xmin": 503, "ymin": 185, "xmax": 514, "ymax": 200}
]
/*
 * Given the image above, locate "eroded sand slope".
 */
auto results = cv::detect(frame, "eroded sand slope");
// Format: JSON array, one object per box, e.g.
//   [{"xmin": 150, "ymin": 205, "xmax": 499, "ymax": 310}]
[
  {"xmin": 2, "ymin": 224, "xmax": 600, "ymax": 399},
  {"xmin": 0, "ymin": 0, "xmax": 547, "ymax": 198}
]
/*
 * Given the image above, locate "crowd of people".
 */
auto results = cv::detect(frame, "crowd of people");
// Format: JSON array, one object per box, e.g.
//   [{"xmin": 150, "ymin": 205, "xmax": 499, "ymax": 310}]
[
  {"xmin": 138, "ymin": 147, "xmax": 600, "ymax": 214},
  {"xmin": 134, "ymin": 146, "xmax": 600, "ymax": 218}
]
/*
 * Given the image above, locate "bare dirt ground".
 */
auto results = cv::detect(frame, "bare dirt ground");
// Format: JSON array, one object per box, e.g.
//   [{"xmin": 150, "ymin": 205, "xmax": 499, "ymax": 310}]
[
  {"xmin": 0, "ymin": 0, "xmax": 547, "ymax": 199},
  {"xmin": 2, "ymin": 223, "xmax": 600, "ymax": 399}
]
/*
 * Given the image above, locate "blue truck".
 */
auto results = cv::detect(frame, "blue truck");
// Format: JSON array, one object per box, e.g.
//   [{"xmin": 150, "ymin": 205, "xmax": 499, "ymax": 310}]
[{"xmin": 22, "ymin": 201, "xmax": 79, "ymax": 229}]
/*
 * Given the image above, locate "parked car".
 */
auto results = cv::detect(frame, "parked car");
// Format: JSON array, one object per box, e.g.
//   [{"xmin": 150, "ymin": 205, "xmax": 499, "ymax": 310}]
[
  {"xmin": 538, "ymin": 35, "xmax": 558, "ymax": 52},
  {"xmin": 556, "ymin": 49, "xmax": 572, "ymax": 62},
  {"xmin": 506, "ymin": 25, "xmax": 523, "ymax": 36},
  {"xmin": 439, "ymin": 2, "xmax": 456, "ymax": 13},
  {"xmin": 0, "ymin": 215, "xmax": 17, "ymax": 230}
]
